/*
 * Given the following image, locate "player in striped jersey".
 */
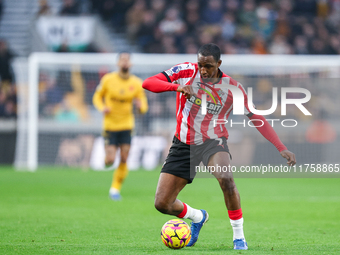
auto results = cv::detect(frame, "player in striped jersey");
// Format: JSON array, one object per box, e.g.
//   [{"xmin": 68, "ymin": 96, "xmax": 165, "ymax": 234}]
[{"xmin": 143, "ymin": 44, "xmax": 296, "ymax": 250}]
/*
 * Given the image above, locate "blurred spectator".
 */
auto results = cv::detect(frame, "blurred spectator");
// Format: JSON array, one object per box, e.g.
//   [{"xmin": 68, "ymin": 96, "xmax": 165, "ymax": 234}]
[
  {"xmin": 293, "ymin": 0, "xmax": 317, "ymax": 17},
  {"xmin": 151, "ymin": 0, "xmax": 166, "ymax": 22},
  {"xmin": 202, "ymin": 0, "xmax": 224, "ymax": 24},
  {"xmin": 55, "ymin": 99, "xmax": 80, "ymax": 122},
  {"xmin": 39, "ymin": 74, "xmax": 63, "ymax": 117},
  {"xmin": 269, "ymin": 35, "xmax": 291, "ymax": 54},
  {"xmin": 251, "ymin": 36, "xmax": 267, "ymax": 54},
  {"xmin": 278, "ymin": 0, "xmax": 293, "ymax": 14},
  {"xmin": 136, "ymin": 11, "xmax": 157, "ymax": 52},
  {"xmin": 0, "ymin": 40, "xmax": 15, "ymax": 84},
  {"xmin": 56, "ymin": 70, "xmax": 72, "ymax": 94},
  {"xmin": 3, "ymin": 100, "xmax": 16, "ymax": 118},
  {"xmin": 98, "ymin": 0, "xmax": 115, "ymax": 21},
  {"xmin": 0, "ymin": 80, "xmax": 16, "ymax": 119},
  {"xmin": 101, "ymin": 0, "xmax": 133, "ymax": 32},
  {"xmin": 239, "ymin": 0, "xmax": 257, "ymax": 25},
  {"xmin": 0, "ymin": 0, "xmax": 3, "ymax": 22},
  {"xmin": 254, "ymin": 2, "xmax": 277, "ymax": 40},
  {"xmin": 126, "ymin": 0, "xmax": 146, "ymax": 41},
  {"xmin": 60, "ymin": 0, "xmax": 79, "ymax": 15},
  {"xmin": 37, "ymin": 0, "xmax": 52, "ymax": 16},
  {"xmin": 184, "ymin": 42, "xmax": 199, "ymax": 54},
  {"xmin": 274, "ymin": 11, "xmax": 290, "ymax": 38},
  {"xmin": 185, "ymin": 0, "xmax": 200, "ymax": 36},
  {"xmin": 302, "ymin": 22, "xmax": 316, "ymax": 41},
  {"xmin": 327, "ymin": 0, "xmax": 340, "ymax": 30},
  {"xmin": 159, "ymin": 8, "xmax": 185, "ymax": 35},
  {"xmin": 310, "ymin": 38, "xmax": 329, "ymax": 54},
  {"xmin": 306, "ymin": 119, "xmax": 336, "ymax": 143},
  {"xmin": 223, "ymin": 42, "xmax": 238, "ymax": 54},
  {"xmin": 294, "ymin": 35, "xmax": 309, "ymax": 54},
  {"xmin": 161, "ymin": 35, "xmax": 178, "ymax": 53},
  {"xmin": 329, "ymin": 34, "xmax": 340, "ymax": 54},
  {"xmin": 225, "ymin": 0, "xmax": 239, "ymax": 13},
  {"xmin": 317, "ymin": 0, "xmax": 330, "ymax": 18},
  {"xmin": 45, "ymin": 78, "xmax": 63, "ymax": 104},
  {"xmin": 198, "ymin": 29, "xmax": 214, "ymax": 45},
  {"xmin": 0, "ymin": 91, "xmax": 7, "ymax": 116},
  {"xmin": 221, "ymin": 13, "xmax": 236, "ymax": 40}
]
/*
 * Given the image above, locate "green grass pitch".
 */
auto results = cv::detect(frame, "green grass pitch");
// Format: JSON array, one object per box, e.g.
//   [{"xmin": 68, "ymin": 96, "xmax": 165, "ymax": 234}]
[{"xmin": 0, "ymin": 166, "xmax": 339, "ymax": 254}]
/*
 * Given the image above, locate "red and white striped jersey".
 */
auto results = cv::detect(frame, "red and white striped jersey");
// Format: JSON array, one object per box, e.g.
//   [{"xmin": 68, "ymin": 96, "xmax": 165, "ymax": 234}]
[{"xmin": 162, "ymin": 62, "xmax": 253, "ymax": 145}]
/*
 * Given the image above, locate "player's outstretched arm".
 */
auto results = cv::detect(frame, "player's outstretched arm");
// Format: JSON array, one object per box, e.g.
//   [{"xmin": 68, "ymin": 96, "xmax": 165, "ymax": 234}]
[
  {"xmin": 142, "ymin": 73, "xmax": 179, "ymax": 93},
  {"xmin": 248, "ymin": 114, "xmax": 296, "ymax": 166}
]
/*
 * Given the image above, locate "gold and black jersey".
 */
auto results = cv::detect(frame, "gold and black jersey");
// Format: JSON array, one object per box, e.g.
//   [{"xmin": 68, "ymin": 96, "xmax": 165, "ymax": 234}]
[{"xmin": 93, "ymin": 72, "xmax": 148, "ymax": 131}]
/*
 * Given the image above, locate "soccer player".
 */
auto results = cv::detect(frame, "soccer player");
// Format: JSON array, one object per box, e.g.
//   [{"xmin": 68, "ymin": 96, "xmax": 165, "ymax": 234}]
[
  {"xmin": 142, "ymin": 44, "xmax": 296, "ymax": 249},
  {"xmin": 93, "ymin": 52, "xmax": 148, "ymax": 201}
]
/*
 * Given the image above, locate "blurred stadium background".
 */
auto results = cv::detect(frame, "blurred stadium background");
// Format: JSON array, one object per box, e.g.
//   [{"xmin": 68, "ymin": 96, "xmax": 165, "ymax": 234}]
[{"xmin": 0, "ymin": 0, "xmax": 339, "ymax": 171}]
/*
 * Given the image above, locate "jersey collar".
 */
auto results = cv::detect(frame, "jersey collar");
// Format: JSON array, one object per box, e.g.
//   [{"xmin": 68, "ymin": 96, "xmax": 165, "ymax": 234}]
[
  {"xmin": 213, "ymin": 69, "xmax": 223, "ymax": 84},
  {"xmin": 200, "ymin": 69, "xmax": 223, "ymax": 85}
]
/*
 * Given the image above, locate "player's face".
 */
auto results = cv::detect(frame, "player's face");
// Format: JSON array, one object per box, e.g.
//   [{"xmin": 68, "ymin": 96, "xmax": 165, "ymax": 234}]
[
  {"xmin": 118, "ymin": 53, "xmax": 132, "ymax": 73},
  {"xmin": 197, "ymin": 54, "xmax": 222, "ymax": 81}
]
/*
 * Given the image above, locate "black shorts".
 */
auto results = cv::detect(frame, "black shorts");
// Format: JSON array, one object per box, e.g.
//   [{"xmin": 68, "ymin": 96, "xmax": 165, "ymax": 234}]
[
  {"xmin": 103, "ymin": 130, "xmax": 132, "ymax": 146},
  {"xmin": 161, "ymin": 136, "xmax": 230, "ymax": 184}
]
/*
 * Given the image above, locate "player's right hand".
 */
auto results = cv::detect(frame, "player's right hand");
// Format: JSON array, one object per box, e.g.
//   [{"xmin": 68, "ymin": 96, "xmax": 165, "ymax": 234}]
[
  {"xmin": 177, "ymin": 85, "xmax": 196, "ymax": 99},
  {"xmin": 280, "ymin": 150, "xmax": 296, "ymax": 166},
  {"xmin": 103, "ymin": 107, "xmax": 111, "ymax": 114}
]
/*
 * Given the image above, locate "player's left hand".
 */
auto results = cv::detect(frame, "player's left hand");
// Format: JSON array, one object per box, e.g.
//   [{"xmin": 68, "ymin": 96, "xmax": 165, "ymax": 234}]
[
  {"xmin": 134, "ymin": 99, "xmax": 142, "ymax": 109},
  {"xmin": 280, "ymin": 150, "xmax": 296, "ymax": 166}
]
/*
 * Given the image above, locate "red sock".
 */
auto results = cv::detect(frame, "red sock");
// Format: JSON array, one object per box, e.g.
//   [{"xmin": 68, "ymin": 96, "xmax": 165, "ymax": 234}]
[
  {"xmin": 176, "ymin": 202, "xmax": 187, "ymax": 218},
  {"xmin": 228, "ymin": 208, "xmax": 243, "ymax": 220}
]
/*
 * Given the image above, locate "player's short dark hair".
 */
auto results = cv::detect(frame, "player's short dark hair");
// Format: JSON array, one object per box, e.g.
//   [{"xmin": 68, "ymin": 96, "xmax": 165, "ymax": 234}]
[{"xmin": 197, "ymin": 43, "xmax": 221, "ymax": 63}]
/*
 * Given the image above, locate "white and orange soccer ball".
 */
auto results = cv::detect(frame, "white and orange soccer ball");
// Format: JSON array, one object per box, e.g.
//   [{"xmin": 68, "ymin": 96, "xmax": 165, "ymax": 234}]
[{"xmin": 160, "ymin": 219, "xmax": 191, "ymax": 249}]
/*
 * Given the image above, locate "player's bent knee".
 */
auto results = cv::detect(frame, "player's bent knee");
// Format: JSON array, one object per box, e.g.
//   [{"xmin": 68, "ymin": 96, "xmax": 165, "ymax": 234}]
[
  {"xmin": 214, "ymin": 171, "xmax": 233, "ymax": 180},
  {"xmin": 154, "ymin": 199, "xmax": 171, "ymax": 214}
]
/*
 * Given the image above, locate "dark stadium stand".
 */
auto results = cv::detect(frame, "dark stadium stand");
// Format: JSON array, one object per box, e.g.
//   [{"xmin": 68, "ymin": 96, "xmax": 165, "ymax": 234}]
[{"xmin": 94, "ymin": 0, "xmax": 340, "ymax": 55}]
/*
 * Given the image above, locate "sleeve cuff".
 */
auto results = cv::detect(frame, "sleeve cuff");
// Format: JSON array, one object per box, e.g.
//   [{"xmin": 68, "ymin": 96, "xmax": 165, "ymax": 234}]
[{"xmin": 161, "ymin": 71, "xmax": 171, "ymax": 82}]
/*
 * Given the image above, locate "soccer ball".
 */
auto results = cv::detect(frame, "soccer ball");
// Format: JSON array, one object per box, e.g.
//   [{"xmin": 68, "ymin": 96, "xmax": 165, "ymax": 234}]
[{"xmin": 160, "ymin": 219, "xmax": 191, "ymax": 249}]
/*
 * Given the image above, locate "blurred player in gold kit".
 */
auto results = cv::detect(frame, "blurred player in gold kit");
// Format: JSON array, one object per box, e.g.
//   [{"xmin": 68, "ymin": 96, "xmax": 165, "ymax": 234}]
[{"xmin": 93, "ymin": 52, "xmax": 148, "ymax": 200}]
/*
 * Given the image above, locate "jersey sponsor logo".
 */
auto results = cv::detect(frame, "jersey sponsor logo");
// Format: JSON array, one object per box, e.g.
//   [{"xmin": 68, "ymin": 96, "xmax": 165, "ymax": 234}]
[
  {"xmin": 188, "ymin": 95, "xmax": 222, "ymax": 115},
  {"xmin": 110, "ymin": 97, "xmax": 130, "ymax": 103},
  {"xmin": 187, "ymin": 81, "xmax": 224, "ymax": 115}
]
